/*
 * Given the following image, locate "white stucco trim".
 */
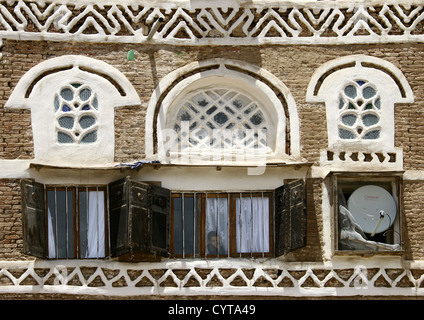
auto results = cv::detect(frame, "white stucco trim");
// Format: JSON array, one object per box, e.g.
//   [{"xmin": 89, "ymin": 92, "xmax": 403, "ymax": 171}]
[
  {"xmin": 5, "ymin": 55, "xmax": 141, "ymax": 166},
  {"xmin": 6, "ymin": 55, "xmax": 140, "ymax": 109},
  {"xmin": 2, "ymin": 0, "xmax": 424, "ymax": 45}
]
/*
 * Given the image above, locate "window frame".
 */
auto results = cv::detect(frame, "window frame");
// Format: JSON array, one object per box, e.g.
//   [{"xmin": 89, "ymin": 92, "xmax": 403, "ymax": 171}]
[
  {"xmin": 331, "ymin": 172, "xmax": 404, "ymax": 255},
  {"xmin": 170, "ymin": 191, "xmax": 274, "ymax": 259},
  {"xmin": 46, "ymin": 185, "xmax": 108, "ymax": 259}
]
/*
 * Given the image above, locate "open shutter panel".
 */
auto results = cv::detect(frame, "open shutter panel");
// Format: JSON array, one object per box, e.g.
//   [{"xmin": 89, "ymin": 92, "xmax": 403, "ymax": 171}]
[
  {"xmin": 20, "ymin": 179, "xmax": 48, "ymax": 258},
  {"xmin": 275, "ymin": 179, "xmax": 306, "ymax": 256},
  {"xmin": 109, "ymin": 177, "xmax": 130, "ymax": 257},
  {"xmin": 109, "ymin": 177, "xmax": 170, "ymax": 260},
  {"xmin": 148, "ymin": 185, "xmax": 170, "ymax": 257},
  {"xmin": 129, "ymin": 179, "xmax": 149, "ymax": 254}
]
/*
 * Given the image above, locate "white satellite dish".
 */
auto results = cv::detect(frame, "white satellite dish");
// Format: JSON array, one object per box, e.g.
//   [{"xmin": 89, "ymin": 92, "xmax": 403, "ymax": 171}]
[{"xmin": 347, "ymin": 185, "xmax": 397, "ymax": 235}]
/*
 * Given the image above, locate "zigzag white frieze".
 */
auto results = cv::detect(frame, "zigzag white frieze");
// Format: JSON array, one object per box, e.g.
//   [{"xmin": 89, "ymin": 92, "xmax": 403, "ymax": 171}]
[
  {"xmin": 1, "ymin": 260, "xmax": 424, "ymax": 297},
  {"xmin": 0, "ymin": 1, "xmax": 423, "ymax": 45}
]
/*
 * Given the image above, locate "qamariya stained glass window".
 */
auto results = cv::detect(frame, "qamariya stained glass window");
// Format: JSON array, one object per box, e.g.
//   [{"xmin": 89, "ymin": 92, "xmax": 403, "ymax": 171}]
[
  {"xmin": 54, "ymin": 83, "xmax": 98, "ymax": 144},
  {"xmin": 338, "ymin": 80, "xmax": 381, "ymax": 141},
  {"xmin": 166, "ymin": 87, "xmax": 271, "ymax": 153}
]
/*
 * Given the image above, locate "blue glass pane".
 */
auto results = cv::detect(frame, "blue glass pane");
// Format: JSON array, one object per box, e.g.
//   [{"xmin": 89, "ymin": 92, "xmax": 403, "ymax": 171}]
[
  {"xmin": 60, "ymin": 88, "xmax": 74, "ymax": 101},
  {"xmin": 93, "ymin": 97, "xmax": 98, "ymax": 110},
  {"xmin": 58, "ymin": 116, "xmax": 74, "ymax": 129},
  {"xmin": 82, "ymin": 105, "xmax": 90, "ymax": 111},
  {"xmin": 79, "ymin": 88, "xmax": 92, "ymax": 101},
  {"xmin": 79, "ymin": 116, "xmax": 96, "ymax": 129},
  {"xmin": 344, "ymin": 85, "xmax": 357, "ymax": 98},
  {"xmin": 364, "ymin": 130, "xmax": 380, "ymax": 139},
  {"xmin": 375, "ymin": 98, "xmax": 381, "ymax": 109},
  {"xmin": 81, "ymin": 130, "xmax": 97, "ymax": 143},
  {"xmin": 363, "ymin": 86, "xmax": 376, "ymax": 99},
  {"xmin": 341, "ymin": 114, "xmax": 357, "ymax": 126},
  {"xmin": 54, "ymin": 95, "xmax": 60, "ymax": 112},
  {"xmin": 362, "ymin": 114, "xmax": 379, "ymax": 127},
  {"xmin": 58, "ymin": 132, "xmax": 74, "ymax": 143},
  {"xmin": 62, "ymin": 105, "xmax": 71, "ymax": 112},
  {"xmin": 339, "ymin": 128, "xmax": 355, "ymax": 139}
]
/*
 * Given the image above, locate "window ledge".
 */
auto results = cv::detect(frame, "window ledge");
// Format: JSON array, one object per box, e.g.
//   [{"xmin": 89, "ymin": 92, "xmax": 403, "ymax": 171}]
[
  {"xmin": 30, "ymin": 160, "xmax": 313, "ymax": 171},
  {"xmin": 320, "ymin": 148, "xmax": 403, "ymax": 171}
]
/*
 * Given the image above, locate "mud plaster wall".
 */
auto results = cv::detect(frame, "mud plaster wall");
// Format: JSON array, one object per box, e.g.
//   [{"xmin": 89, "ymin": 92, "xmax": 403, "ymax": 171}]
[{"xmin": 1, "ymin": 41, "xmax": 424, "ymax": 261}]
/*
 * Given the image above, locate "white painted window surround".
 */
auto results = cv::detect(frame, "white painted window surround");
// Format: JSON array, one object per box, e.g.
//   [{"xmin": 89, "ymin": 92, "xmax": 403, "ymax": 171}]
[
  {"xmin": 307, "ymin": 55, "xmax": 414, "ymax": 156},
  {"xmin": 5, "ymin": 55, "xmax": 140, "ymax": 166},
  {"xmin": 146, "ymin": 59, "xmax": 301, "ymax": 165}
]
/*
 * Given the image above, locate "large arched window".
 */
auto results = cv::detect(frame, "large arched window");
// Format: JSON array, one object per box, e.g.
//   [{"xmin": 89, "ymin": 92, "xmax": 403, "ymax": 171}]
[
  {"xmin": 146, "ymin": 59, "xmax": 300, "ymax": 165},
  {"xmin": 5, "ymin": 55, "xmax": 140, "ymax": 166}
]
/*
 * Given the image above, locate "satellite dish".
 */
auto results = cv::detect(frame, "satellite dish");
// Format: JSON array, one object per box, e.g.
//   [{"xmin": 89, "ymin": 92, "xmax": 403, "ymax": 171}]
[{"xmin": 347, "ymin": 185, "xmax": 397, "ymax": 235}]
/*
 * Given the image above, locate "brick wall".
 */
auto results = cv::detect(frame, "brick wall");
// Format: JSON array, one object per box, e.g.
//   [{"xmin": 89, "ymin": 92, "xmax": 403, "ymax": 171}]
[
  {"xmin": 0, "ymin": 180, "xmax": 26, "ymax": 260},
  {"xmin": 403, "ymin": 181, "xmax": 424, "ymax": 260}
]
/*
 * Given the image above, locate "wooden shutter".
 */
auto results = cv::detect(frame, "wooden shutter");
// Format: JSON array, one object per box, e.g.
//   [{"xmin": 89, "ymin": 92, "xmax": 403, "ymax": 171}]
[
  {"xmin": 20, "ymin": 179, "xmax": 48, "ymax": 258},
  {"xmin": 108, "ymin": 177, "xmax": 170, "ymax": 260},
  {"xmin": 109, "ymin": 177, "xmax": 130, "ymax": 257},
  {"xmin": 148, "ymin": 185, "xmax": 170, "ymax": 257},
  {"xmin": 275, "ymin": 179, "xmax": 306, "ymax": 256},
  {"xmin": 129, "ymin": 179, "xmax": 149, "ymax": 254}
]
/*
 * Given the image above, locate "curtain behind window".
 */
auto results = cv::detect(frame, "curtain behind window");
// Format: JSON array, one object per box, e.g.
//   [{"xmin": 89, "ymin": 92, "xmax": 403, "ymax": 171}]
[
  {"xmin": 206, "ymin": 197, "xmax": 229, "ymax": 255},
  {"xmin": 236, "ymin": 197, "xmax": 269, "ymax": 253},
  {"xmin": 48, "ymin": 190, "xmax": 105, "ymax": 259}
]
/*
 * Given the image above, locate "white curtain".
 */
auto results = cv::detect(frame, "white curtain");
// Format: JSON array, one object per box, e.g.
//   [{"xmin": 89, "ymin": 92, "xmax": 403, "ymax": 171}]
[
  {"xmin": 48, "ymin": 190, "xmax": 105, "ymax": 259},
  {"xmin": 86, "ymin": 191, "xmax": 105, "ymax": 258},
  {"xmin": 206, "ymin": 197, "xmax": 229, "ymax": 255},
  {"xmin": 236, "ymin": 197, "xmax": 269, "ymax": 253},
  {"xmin": 48, "ymin": 207, "xmax": 56, "ymax": 258}
]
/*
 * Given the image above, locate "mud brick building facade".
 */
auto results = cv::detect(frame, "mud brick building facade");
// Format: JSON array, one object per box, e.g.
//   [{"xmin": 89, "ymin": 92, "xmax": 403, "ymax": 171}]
[{"xmin": 1, "ymin": 0, "xmax": 424, "ymax": 299}]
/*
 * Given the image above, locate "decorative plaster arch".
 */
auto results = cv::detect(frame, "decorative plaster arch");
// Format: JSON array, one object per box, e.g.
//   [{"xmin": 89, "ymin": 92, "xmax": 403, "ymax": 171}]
[
  {"xmin": 6, "ymin": 55, "xmax": 141, "ymax": 166},
  {"xmin": 306, "ymin": 54, "xmax": 413, "ymax": 153},
  {"xmin": 145, "ymin": 58, "xmax": 300, "ymax": 164}
]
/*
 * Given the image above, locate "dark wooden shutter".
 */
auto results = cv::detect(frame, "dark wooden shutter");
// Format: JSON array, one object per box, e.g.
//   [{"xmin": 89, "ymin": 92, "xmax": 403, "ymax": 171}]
[
  {"xmin": 129, "ymin": 179, "xmax": 149, "ymax": 254},
  {"xmin": 275, "ymin": 179, "xmax": 306, "ymax": 256},
  {"xmin": 109, "ymin": 177, "xmax": 130, "ymax": 257},
  {"xmin": 148, "ymin": 185, "xmax": 170, "ymax": 257},
  {"xmin": 20, "ymin": 179, "xmax": 48, "ymax": 258},
  {"xmin": 108, "ymin": 177, "xmax": 170, "ymax": 260}
]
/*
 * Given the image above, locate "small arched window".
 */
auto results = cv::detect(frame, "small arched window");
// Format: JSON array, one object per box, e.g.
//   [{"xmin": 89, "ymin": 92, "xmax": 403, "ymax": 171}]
[
  {"xmin": 307, "ymin": 55, "xmax": 413, "ymax": 166},
  {"xmin": 5, "ymin": 55, "xmax": 140, "ymax": 165},
  {"xmin": 55, "ymin": 83, "xmax": 99, "ymax": 144},
  {"xmin": 146, "ymin": 59, "xmax": 300, "ymax": 165},
  {"xmin": 338, "ymin": 79, "xmax": 381, "ymax": 141}
]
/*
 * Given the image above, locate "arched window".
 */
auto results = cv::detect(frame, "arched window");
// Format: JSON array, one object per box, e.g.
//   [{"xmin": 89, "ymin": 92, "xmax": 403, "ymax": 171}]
[
  {"xmin": 306, "ymin": 55, "xmax": 413, "ymax": 167},
  {"xmin": 5, "ymin": 55, "xmax": 140, "ymax": 165},
  {"xmin": 146, "ymin": 59, "xmax": 300, "ymax": 165},
  {"xmin": 55, "ymin": 83, "xmax": 99, "ymax": 144},
  {"xmin": 338, "ymin": 79, "xmax": 381, "ymax": 141}
]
